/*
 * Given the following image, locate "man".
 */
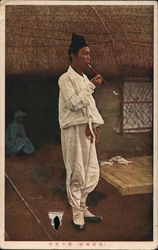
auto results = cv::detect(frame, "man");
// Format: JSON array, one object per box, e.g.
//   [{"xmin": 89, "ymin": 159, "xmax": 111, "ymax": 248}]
[
  {"xmin": 58, "ymin": 33, "xmax": 104, "ymax": 231},
  {"xmin": 5, "ymin": 110, "xmax": 35, "ymax": 156}
]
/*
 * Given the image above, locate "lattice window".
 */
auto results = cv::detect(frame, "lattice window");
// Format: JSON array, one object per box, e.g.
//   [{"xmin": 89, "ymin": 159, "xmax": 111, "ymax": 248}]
[{"xmin": 121, "ymin": 78, "xmax": 152, "ymax": 133}]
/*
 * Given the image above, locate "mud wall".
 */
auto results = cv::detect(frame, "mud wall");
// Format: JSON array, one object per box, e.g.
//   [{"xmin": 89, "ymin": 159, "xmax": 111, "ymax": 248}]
[{"xmin": 94, "ymin": 81, "xmax": 152, "ymax": 156}]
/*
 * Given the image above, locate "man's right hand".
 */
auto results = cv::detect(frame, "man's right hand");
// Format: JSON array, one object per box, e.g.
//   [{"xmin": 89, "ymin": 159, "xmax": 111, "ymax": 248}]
[
  {"xmin": 85, "ymin": 125, "xmax": 94, "ymax": 143},
  {"xmin": 91, "ymin": 74, "xmax": 102, "ymax": 87}
]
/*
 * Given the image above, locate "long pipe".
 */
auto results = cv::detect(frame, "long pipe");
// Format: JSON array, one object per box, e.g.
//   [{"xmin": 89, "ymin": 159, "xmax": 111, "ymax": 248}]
[{"xmin": 88, "ymin": 64, "xmax": 119, "ymax": 96}]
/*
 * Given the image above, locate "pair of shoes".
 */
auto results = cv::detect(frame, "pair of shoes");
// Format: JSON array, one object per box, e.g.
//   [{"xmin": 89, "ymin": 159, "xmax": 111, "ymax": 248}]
[
  {"xmin": 84, "ymin": 210, "xmax": 103, "ymax": 223},
  {"xmin": 72, "ymin": 221, "xmax": 86, "ymax": 231}
]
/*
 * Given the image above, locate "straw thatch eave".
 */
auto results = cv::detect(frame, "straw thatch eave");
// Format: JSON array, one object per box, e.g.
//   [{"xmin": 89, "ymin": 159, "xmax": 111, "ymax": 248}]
[{"xmin": 6, "ymin": 5, "xmax": 153, "ymax": 77}]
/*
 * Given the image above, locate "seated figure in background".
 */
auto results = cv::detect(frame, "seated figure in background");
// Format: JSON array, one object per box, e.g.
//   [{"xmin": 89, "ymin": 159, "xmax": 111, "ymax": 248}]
[{"xmin": 5, "ymin": 110, "xmax": 35, "ymax": 156}]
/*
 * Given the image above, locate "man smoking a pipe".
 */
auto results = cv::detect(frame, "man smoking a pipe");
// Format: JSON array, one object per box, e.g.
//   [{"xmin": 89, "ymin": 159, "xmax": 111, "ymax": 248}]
[{"xmin": 58, "ymin": 33, "xmax": 104, "ymax": 231}]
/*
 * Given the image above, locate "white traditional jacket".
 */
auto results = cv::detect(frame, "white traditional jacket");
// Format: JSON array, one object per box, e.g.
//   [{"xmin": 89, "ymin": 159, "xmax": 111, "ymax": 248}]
[{"xmin": 58, "ymin": 66, "xmax": 104, "ymax": 129}]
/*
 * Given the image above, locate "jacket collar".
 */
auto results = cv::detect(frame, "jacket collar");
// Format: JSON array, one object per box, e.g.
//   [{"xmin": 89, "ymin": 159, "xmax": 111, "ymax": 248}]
[{"xmin": 68, "ymin": 66, "xmax": 86, "ymax": 79}]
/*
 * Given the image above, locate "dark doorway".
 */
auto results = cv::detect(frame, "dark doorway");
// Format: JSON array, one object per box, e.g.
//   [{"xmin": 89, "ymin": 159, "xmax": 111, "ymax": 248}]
[{"xmin": 5, "ymin": 74, "xmax": 61, "ymax": 148}]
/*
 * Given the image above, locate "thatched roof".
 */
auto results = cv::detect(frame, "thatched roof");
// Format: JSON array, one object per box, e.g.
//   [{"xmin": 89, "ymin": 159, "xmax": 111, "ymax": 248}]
[{"xmin": 6, "ymin": 5, "xmax": 153, "ymax": 77}]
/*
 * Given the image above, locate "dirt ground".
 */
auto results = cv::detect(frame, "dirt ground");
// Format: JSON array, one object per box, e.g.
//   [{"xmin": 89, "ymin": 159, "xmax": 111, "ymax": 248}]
[{"xmin": 5, "ymin": 144, "xmax": 153, "ymax": 241}]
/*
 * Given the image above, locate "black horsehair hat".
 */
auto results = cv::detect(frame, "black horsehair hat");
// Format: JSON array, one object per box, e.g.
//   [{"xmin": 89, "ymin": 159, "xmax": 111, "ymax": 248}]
[{"xmin": 69, "ymin": 33, "xmax": 88, "ymax": 53}]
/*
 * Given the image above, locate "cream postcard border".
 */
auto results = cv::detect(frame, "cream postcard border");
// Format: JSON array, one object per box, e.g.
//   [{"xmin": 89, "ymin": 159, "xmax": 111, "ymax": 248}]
[{"xmin": 0, "ymin": 1, "xmax": 157, "ymax": 249}]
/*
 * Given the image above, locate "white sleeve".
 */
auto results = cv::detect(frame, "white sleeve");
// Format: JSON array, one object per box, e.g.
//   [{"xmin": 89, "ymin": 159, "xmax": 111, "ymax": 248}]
[{"xmin": 59, "ymin": 76, "xmax": 96, "ymax": 111}]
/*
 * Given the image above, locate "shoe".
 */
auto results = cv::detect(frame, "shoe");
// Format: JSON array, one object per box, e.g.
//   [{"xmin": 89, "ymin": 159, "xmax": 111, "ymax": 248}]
[
  {"xmin": 72, "ymin": 208, "xmax": 85, "ymax": 231},
  {"xmin": 84, "ymin": 216, "xmax": 103, "ymax": 223},
  {"xmin": 72, "ymin": 221, "xmax": 86, "ymax": 231},
  {"xmin": 84, "ymin": 210, "xmax": 103, "ymax": 223}
]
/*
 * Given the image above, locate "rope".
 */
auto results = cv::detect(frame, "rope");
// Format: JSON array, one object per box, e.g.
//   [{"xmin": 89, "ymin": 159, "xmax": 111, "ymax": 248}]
[
  {"xmin": 90, "ymin": 6, "xmax": 115, "ymax": 48},
  {"xmin": 89, "ymin": 6, "xmax": 125, "ymax": 73}
]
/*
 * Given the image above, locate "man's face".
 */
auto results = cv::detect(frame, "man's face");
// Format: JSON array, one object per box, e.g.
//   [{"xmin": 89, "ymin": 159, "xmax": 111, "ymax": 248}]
[{"xmin": 73, "ymin": 47, "xmax": 90, "ymax": 70}]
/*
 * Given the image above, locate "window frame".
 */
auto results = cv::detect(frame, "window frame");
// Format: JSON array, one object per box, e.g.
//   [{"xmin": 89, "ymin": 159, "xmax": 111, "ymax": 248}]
[{"xmin": 120, "ymin": 78, "xmax": 153, "ymax": 134}]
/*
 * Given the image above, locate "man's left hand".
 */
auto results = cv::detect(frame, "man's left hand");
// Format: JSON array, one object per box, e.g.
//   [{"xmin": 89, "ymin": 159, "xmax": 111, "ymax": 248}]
[{"xmin": 91, "ymin": 74, "xmax": 102, "ymax": 87}]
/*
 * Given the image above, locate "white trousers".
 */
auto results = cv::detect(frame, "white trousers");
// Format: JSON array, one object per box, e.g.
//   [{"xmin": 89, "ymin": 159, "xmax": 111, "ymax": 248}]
[{"xmin": 61, "ymin": 124, "xmax": 100, "ymax": 216}]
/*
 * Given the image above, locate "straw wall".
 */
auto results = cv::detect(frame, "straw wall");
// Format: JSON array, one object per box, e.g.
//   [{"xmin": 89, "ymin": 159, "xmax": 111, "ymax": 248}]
[{"xmin": 6, "ymin": 5, "xmax": 153, "ymax": 77}]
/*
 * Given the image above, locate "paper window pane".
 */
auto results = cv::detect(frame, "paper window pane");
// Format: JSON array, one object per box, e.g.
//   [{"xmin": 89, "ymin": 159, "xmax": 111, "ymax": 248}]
[{"xmin": 122, "ymin": 80, "xmax": 152, "ymax": 133}]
